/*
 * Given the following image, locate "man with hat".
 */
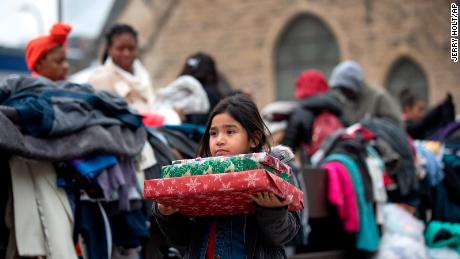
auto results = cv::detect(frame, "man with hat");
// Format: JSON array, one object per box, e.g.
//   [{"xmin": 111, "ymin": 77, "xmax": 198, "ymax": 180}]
[{"xmin": 329, "ymin": 60, "xmax": 402, "ymax": 127}]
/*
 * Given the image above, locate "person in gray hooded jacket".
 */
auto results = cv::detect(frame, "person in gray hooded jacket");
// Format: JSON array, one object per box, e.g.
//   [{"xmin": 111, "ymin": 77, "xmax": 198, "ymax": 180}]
[{"xmin": 329, "ymin": 60, "xmax": 403, "ymax": 127}]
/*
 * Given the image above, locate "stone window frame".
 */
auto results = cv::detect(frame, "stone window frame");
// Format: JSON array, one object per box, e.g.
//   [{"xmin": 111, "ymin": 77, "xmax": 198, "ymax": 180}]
[
  {"xmin": 384, "ymin": 57, "xmax": 429, "ymax": 105},
  {"xmin": 274, "ymin": 14, "xmax": 340, "ymax": 100}
]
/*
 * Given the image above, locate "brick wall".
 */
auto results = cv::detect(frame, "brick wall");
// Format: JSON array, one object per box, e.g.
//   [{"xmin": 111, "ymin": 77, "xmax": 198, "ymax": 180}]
[{"xmin": 119, "ymin": 0, "xmax": 459, "ymax": 110}]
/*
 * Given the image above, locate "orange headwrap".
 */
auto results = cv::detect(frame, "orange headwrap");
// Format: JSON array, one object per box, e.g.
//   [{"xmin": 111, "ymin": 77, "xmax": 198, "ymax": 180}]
[{"xmin": 25, "ymin": 22, "xmax": 72, "ymax": 71}]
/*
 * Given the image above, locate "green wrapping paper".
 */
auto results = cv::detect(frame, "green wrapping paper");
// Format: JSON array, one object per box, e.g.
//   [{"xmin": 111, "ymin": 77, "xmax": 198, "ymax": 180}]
[{"xmin": 161, "ymin": 152, "xmax": 291, "ymax": 182}]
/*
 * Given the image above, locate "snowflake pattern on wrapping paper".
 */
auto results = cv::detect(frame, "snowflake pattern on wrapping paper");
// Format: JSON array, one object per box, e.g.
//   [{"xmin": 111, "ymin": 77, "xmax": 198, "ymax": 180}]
[
  {"xmin": 219, "ymin": 182, "xmax": 233, "ymax": 192},
  {"xmin": 166, "ymin": 186, "xmax": 175, "ymax": 194},
  {"xmin": 185, "ymin": 178, "xmax": 201, "ymax": 192},
  {"xmin": 161, "ymin": 152, "xmax": 292, "ymax": 181},
  {"xmin": 212, "ymin": 173, "xmax": 224, "ymax": 182},
  {"xmin": 245, "ymin": 172, "xmax": 258, "ymax": 187},
  {"xmin": 144, "ymin": 169, "xmax": 304, "ymax": 217}
]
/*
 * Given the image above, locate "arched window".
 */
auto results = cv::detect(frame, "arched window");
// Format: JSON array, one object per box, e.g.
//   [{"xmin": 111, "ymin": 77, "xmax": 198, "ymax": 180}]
[
  {"xmin": 275, "ymin": 15, "xmax": 340, "ymax": 100},
  {"xmin": 385, "ymin": 58, "xmax": 429, "ymax": 104}
]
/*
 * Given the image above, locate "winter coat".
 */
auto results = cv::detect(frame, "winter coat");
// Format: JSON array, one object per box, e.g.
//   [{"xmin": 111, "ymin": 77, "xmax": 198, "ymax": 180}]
[
  {"xmin": 152, "ymin": 75, "xmax": 210, "ymax": 115},
  {"xmin": 332, "ymin": 85, "xmax": 402, "ymax": 127},
  {"xmin": 360, "ymin": 117, "xmax": 419, "ymax": 205},
  {"xmin": 282, "ymin": 92, "xmax": 344, "ymax": 151},
  {"xmin": 152, "ymin": 148, "xmax": 301, "ymax": 258},
  {"xmin": 0, "ymin": 108, "xmax": 145, "ymax": 161},
  {"xmin": 328, "ymin": 61, "xmax": 402, "ymax": 127},
  {"xmin": 406, "ymin": 94, "xmax": 455, "ymax": 139},
  {"xmin": 153, "ymin": 206, "xmax": 300, "ymax": 258},
  {"xmin": 88, "ymin": 58, "xmax": 154, "ymax": 114},
  {"xmin": 0, "ymin": 76, "xmax": 143, "ymax": 137}
]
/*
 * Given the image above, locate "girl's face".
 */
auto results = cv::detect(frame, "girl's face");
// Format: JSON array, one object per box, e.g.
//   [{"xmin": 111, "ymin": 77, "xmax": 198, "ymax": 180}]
[
  {"xmin": 108, "ymin": 33, "xmax": 137, "ymax": 73},
  {"xmin": 35, "ymin": 46, "xmax": 68, "ymax": 81},
  {"xmin": 209, "ymin": 112, "xmax": 256, "ymax": 156}
]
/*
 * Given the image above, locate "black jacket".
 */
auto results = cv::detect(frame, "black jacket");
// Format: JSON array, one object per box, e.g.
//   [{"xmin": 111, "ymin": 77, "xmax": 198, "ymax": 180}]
[
  {"xmin": 406, "ymin": 94, "xmax": 455, "ymax": 140},
  {"xmin": 152, "ymin": 148, "xmax": 301, "ymax": 258},
  {"xmin": 153, "ymin": 205, "xmax": 300, "ymax": 258},
  {"xmin": 282, "ymin": 92, "xmax": 344, "ymax": 152},
  {"xmin": 361, "ymin": 117, "xmax": 419, "ymax": 204}
]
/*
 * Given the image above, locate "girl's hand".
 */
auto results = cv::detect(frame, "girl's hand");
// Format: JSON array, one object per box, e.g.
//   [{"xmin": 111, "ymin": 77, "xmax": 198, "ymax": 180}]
[
  {"xmin": 251, "ymin": 192, "xmax": 292, "ymax": 208},
  {"xmin": 158, "ymin": 203, "xmax": 179, "ymax": 216}
]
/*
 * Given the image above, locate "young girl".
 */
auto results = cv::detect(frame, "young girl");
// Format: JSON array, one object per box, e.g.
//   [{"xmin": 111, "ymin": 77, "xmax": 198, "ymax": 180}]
[{"xmin": 153, "ymin": 94, "xmax": 300, "ymax": 258}]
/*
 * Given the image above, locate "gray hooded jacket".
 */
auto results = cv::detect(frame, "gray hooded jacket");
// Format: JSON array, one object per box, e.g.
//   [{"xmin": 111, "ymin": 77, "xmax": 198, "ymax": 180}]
[{"xmin": 329, "ymin": 61, "xmax": 402, "ymax": 127}]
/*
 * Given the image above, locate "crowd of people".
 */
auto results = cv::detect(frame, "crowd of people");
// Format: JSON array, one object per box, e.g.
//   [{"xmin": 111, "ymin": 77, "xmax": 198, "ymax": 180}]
[{"xmin": 0, "ymin": 21, "xmax": 459, "ymax": 259}]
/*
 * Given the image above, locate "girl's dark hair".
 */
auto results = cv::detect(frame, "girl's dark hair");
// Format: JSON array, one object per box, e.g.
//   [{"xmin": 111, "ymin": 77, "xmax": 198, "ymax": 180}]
[
  {"xmin": 198, "ymin": 94, "xmax": 271, "ymax": 157},
  {"xmin": 180, "ymin": 52, "xmax": 222, "ymax": 96},
  {"xmin": 399, "ymin": 88, "xmax": 418, "ymax": 109},
  {"xmin": 101, "ymin": 24, "xmax": 138, "ymax": 63}
]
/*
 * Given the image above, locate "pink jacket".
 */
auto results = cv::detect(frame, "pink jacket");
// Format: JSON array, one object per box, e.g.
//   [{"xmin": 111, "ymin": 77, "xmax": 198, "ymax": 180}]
[{"xmin": 322, "ymin": 161, "xmax": 360, "ymax": 232}]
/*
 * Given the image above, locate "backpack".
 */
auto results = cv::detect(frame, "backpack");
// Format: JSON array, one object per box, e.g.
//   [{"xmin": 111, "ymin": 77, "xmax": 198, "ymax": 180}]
[{"xmin": 307, "ymin": 111, "xmax": 344, "ymax": 155}]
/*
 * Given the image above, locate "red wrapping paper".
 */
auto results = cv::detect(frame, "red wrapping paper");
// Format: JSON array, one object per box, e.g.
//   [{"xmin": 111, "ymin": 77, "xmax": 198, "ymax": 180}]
[{"xmin": 144, "ymin": 169, "xmax": 304, "ymax": 217}]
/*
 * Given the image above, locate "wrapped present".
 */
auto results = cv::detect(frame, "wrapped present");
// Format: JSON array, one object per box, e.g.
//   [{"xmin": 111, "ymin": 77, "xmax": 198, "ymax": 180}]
[
  {"xmin": 161, "ymin": 152, "xmax": 291, "ymax": 181},
  {"xmin": 144, "ymin": 169, "xmax": 303, "ymax": 217}
]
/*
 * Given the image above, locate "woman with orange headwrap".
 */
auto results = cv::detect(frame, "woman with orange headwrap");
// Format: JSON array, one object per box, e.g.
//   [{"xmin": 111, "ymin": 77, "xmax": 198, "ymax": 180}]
[{"xmin": 25, "ymin": 22, "xmax": 72, "ymax": 81}]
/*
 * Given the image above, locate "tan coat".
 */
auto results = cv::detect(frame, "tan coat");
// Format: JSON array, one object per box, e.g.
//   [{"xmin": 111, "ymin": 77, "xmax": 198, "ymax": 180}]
[
  {"xmin": 7, "ymin": 157, "xmax": 77, "ymax": 259},
  {"xmin": 88, "ymin": 58, "xmax": 154, "ymax": 114}
]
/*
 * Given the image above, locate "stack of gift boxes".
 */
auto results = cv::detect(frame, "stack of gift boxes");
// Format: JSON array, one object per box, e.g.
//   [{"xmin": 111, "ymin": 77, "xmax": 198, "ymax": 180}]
[{"xmin": 144, "ymin": 152, "xmax": 304, "ymax": 216}]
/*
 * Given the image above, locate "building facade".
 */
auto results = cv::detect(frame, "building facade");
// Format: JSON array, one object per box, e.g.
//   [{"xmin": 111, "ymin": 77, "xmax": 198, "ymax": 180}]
[{"xmin": 116, "ymin": 0, "xmax": 459, "ymax": 109}]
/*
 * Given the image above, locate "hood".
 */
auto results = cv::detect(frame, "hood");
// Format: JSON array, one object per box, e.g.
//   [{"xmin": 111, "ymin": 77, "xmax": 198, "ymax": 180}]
[
  {"xmin": 299, "ymin": 92, "xmax": 344, "ymax": 116},
  {"xmin": 268, "ymin": 145, "xmax": 295, "ymax": 163},
  {"xmin": 329, "ymin": 60, "xmax": 365, "ymax": 95}
]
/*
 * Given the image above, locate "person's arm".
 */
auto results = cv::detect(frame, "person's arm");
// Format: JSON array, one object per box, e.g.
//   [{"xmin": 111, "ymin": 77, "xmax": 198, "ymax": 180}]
[
  {"xmin": 406, "ymin": 94, "xmax": 455, "ymax": 139},
  {"xmin": 152, "ymin": 203, "xmax": 194, "ymax": 247},
  {"xmin": 255, "ymin": 206, "xmax": 301, "ymax": 246},
  {"xmin": 251, "ymin": 190, "xmax": 301, "ymax": 246},
  {"xmin": 281, "ymin": 108, "xmax": 314, "ymax": 151}
]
